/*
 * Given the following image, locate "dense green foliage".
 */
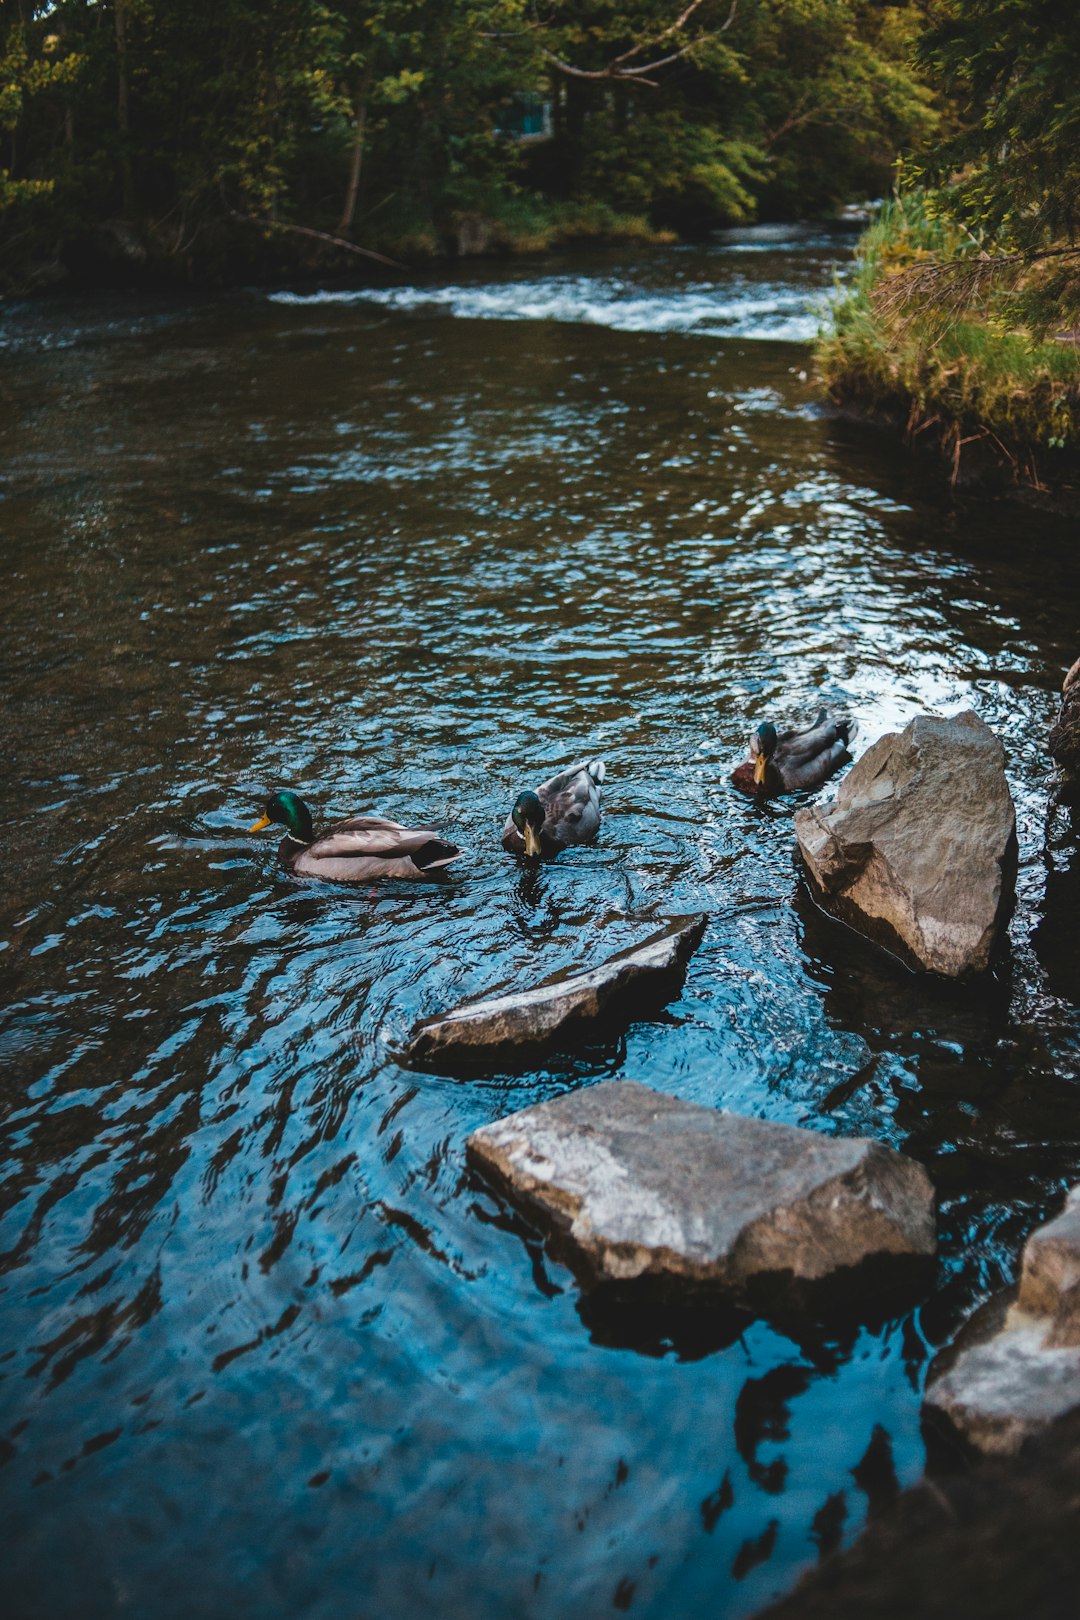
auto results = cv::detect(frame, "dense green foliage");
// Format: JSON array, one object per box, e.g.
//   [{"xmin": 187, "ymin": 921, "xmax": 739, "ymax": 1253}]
[
  {"xmin": 814, "ymin": 6, "xmax": 1080, "ymax": 486},
  {"xmin": 818, "ymin": 193, "xmax": 1080, "ymax": 481},
  {"xmin": 894, "ymin": 1, "xmax": 1080, "ymax": 334},
  {"xmin": 0, "ymin": 1, "xmax": 934, "ymax": 285},
  {"xmin": 914, "ymin": 0, "xmax": 1080, "ymax": 253}
]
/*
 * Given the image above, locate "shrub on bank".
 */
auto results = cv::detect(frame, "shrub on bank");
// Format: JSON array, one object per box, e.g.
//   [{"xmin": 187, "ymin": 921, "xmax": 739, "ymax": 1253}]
[{"xmin": 817, "ymin": 193, "xmax": 1080, "ymax": 487}]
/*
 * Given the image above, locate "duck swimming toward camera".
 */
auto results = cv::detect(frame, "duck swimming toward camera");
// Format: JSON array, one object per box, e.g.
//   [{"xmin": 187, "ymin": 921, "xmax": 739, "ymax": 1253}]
[
  {"xmin": 732, "ymin": 710, "xmax": 855, "ymax": 797},
  {"xmin": 250, "ymin": 791, "xmax": 464, "ymax": 881},
  {"xmin": 502, "ymin": 758, "xmax": 606, "ymax": 857}
]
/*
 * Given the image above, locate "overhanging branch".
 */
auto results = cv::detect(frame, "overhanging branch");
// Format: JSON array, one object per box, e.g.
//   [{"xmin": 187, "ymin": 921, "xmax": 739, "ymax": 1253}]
[{"xmin": 487, "ymin": 0, "xmax": 735, "ymax": 88}]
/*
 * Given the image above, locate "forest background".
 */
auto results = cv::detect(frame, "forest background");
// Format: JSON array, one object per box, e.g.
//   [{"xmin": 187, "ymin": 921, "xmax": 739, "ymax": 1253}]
[
  {"xmin": 4, "ymin": 1, "xmax": 1080, "ymax": 477},
  {"xmin": 0, "ymin": 0, "xmax": 938, "ymax": 284}
]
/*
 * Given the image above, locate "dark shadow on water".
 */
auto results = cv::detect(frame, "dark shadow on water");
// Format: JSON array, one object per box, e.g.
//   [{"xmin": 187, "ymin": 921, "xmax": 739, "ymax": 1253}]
[
  {"xmin": 572, "ymin": 1258, "xmax": 934, "ymax": 1362},
  {"xmin": 577, "ymin": 1289, "xmax": 755, "ymax": 1362},
  {"xmin": 793, "ymin": 878, "xmax": 1015, "ymax": 1055},
  {"xmin": 1032, "ymin": 842, "xmax": 1080, "ymax": 1003}
]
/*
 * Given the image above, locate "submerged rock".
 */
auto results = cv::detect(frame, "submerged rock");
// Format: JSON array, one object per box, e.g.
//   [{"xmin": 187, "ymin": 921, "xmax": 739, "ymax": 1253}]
[
  {"xmin": 925, "ymin": 1186, "xmax": 1080, "ymax": 1456},
  {"xmin": 467, "ymin": 1080, "xmax": 935, "ymax": 1292},
  {"xmin": 795, "ymin": 710, "xmax": 1017, "ymax": 977},
  {"xmin": 404, "ymin": 914, "xmax": 707, "ymax": 1070}
]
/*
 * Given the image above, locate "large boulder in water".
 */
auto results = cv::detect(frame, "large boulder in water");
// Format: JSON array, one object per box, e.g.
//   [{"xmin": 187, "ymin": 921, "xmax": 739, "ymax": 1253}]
[
  {"xmin": 467, "ymin": 1080, "xmax": 935, "ymax": 1294},
  {"xmin": 794, "ymin": 711, "xmax": 1017, "ymax": 978}
]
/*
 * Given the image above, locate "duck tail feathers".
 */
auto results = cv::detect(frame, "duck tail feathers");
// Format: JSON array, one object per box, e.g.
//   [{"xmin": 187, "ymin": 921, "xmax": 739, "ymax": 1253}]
[
  {"xmin": 412, "ymin": 839, "xmax": 465, "ymax": 870},
  {"xmin": 587, "ymin": 758, "xmax": 606, "ymax": 784}
]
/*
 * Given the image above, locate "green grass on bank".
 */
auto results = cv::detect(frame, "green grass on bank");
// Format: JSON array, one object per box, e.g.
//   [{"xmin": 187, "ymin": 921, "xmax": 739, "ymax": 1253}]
[
  {"xmin": 365, "ymin": 194, "xmax": 674, "ymax": 264},
  {"xmin": 816, "ymin": 194, "xmax": 1080, "ymax": 485}
]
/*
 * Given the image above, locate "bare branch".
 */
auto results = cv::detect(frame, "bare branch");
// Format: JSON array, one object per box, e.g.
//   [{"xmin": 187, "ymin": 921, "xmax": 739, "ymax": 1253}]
[
  {"xmin": 868, "ymin": 243, "xmax": 1080, "ymax": 342},
  {"xmin": 764, "ymin": 106, "xmax": 816, "ymax": 147},
  {"xmin": 608, "ymin": 0, "xmax": 709, "ymax": 67},
  {"xmin": 229, "ymin": 212, "xmax": 405, "ymax": 271}
]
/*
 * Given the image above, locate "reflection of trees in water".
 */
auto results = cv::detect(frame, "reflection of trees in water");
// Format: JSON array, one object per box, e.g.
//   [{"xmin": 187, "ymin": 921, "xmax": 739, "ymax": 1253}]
[
  {"xmin": 736, "ymin": 1363, "xmax": 815, "ymax": 1493},
  {"xmin": 574, "ymin": 1281, "xmax": 910, "ymax": 1586},
  {"xmin": 851, "ymin": 1424, "xmax": 900, "ymax": 1518},
  {"xmin": 811, "ymin": 1490, "xmax": 847, "ymax": 1560},
  {"xmin": 793, "ymin": 868, "xmax": 1080, "ymax": 1342},
  {"xmin": 732, "ymin": 1517, "xmax": 779, "ymax": 1580},
  {"xmin": 700, "ymin": 1468, "xmax": 734, "ymax": 1533}
]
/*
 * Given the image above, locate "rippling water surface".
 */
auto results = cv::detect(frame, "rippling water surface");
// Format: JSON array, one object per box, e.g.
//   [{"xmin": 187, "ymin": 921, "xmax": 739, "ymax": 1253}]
[{"xmin": 3, "ymin": 231, "xmax": 1080, "ymax": 1619}]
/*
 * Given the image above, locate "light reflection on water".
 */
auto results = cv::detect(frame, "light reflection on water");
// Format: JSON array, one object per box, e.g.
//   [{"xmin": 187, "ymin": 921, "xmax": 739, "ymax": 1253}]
[{"xmin": 2, "ymin": 235, "xmax": 1080, "ymax": 1619}]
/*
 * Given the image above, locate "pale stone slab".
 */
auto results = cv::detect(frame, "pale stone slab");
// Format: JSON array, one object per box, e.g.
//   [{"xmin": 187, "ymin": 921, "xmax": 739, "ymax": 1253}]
[
  {"xmin": 926, "ymin": 1186, "xmax": 1080, "ymax": 1455},
  {"xmin": 795, "ymin": 711, "xmax": 1017, "ymax": 977},
  {"xmin": 1049, "ymin": 655, "xmax": 1080, "ymax": 775},
  {"xmin": 467, "ymin": 1080, "xmax": 935, "ymax": 1291},
  {"xmin": 404, "ymin": 914, "xmax": 706, "ymax": 1069}
]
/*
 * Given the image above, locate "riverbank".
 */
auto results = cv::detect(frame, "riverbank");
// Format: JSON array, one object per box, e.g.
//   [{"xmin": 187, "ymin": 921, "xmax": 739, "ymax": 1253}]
[
  {"xmin": 10, "ymin": 199, "xmax": 682, "ymax": 296},
  {"xmin": 816, "ymin": 195, "xmax": 1080, "ymax": 496}
]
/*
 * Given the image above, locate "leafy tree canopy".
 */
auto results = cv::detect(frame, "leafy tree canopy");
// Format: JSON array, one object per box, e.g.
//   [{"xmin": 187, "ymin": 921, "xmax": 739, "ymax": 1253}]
[{"xmin": 0, "ymin": 0, "xmax": 936, "ymax": 284}]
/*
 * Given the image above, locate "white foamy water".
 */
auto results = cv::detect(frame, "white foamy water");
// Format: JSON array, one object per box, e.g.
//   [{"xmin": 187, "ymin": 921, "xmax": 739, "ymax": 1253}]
[{"xmin": 269, "ymin": 268, "xmax": 833, "ymax": 343}]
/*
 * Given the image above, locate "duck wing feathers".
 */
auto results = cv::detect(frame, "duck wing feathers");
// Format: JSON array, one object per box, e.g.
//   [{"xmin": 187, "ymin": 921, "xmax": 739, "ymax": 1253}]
[
  {"xmin": 774, "ymin": 710, "xmax": 854, "ymax": 765},
  {"xmin": 502, "ymin": 758, "xmax": 606, "ymax": 854},
  {"xmin": 290, "ymin": 816, "xmax": 462, "ymax": 880},
  {"xmin": 773, "ymin": 711, "xmax": 856, "ymax": 791},
  {"xmin": 308, "ymin": 816, "xmax": 444, "ymax": 859},
  {"xmin": 737, "ymin": 711, "xmax": 856, "ymax": 797},
  {"xmin": 537, "ymin": 758, "xmax": 605, "ymax": 848}
]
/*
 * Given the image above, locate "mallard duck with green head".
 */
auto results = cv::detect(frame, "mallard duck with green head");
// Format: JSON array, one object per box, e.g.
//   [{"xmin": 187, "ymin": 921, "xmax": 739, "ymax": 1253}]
[
  {"xmin": 250, "ymin": 791, "xmax": 464, "ymax": 881},
  {"xmin": 502, "ymin": 758, "xmax": 606, "ymax": 858},
  {"xmin": 732, "ymin": 710, "xmax": 855, "ymax": 797}
]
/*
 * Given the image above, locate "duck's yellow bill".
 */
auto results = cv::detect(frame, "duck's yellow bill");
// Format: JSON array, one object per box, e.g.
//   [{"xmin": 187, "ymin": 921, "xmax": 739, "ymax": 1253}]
[
  {"xmin": 524, "ymin": 823, "xmax": 542, "ymax": 858},
  {"xmin": 250, "ymin": 813, "xmax": 272, "ymax": 831},
  {"xmin": 753, "ymin": 753, "xmax": 767, "ymax": 786}
]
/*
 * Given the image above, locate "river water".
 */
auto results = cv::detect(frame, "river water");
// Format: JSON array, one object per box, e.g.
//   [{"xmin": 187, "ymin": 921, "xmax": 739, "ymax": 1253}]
[{"xmin": 3, "ymin": 227, "xmax": 1080, "ymax": 1619}]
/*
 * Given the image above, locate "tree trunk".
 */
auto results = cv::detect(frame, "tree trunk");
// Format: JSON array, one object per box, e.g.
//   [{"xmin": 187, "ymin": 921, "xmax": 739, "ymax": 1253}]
[
  {"xmin": 337, "ymin": 62, "xmax": 374, "ymax": 236},
  {"xmin": 114, "ymin": 0, "xmax": 134, "ymax": 211}
]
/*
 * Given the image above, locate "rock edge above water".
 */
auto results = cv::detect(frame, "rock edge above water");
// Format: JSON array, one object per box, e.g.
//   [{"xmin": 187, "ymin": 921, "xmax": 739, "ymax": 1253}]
[
  {"xmin": 795, "ymin": 710, "xmax": 1017, "ymax": 978},
  {"xmin": 403, "ymin": 914, "xmax": 707, "ymax": 1071},
  {"xmin": 467, "ymin": 1080, "xmax": 935, "ymax": 1293},
  {"xmin": 925, "ymin": 1185, "xmax": 1080, "ymax": 1456},
  {"xmin": 1049, "ymin": 655, "xmax": 1080, "ymax": 776}
]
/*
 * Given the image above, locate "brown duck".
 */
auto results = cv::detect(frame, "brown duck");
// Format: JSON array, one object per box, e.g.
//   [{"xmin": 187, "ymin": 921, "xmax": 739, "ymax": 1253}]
[
  {"xmin": 250, "ymin": 791, "xmax": 464, "ymax": 881},
  {"xmin": 732, "ymin": 711, "xmax": 855, "ymax": 797}
]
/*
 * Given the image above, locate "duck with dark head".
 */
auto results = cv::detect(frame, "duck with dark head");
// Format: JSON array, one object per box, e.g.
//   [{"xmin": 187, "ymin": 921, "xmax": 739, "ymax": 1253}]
[
  {"xmin": 732, "ymin": 711, "xmax": 855, "ymax": 798},
  {"xmin": 250, "ymin": 790, "xmax": 464, "ymax": 881},
  {"xmin": 502, "ymin": 758, "xmax": 606, "ymax": 858}
]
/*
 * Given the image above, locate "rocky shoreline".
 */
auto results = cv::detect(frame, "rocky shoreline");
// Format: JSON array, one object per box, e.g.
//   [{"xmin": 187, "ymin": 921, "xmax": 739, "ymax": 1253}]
[{"xmin": 437, "ymin": 686, "xmax": 1080, "ymax": 1618}]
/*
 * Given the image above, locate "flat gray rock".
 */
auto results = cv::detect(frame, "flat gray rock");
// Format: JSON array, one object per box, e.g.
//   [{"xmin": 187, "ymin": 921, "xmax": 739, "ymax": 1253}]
[
  {"xmin": 404, "ymin": 914, "xmax": 706, "ymax": 1070},
  {"xmin": 467, "ymin": 1080, "xmax": 935, "ymax": 1291},
  {"xmin": 926, "ymin": 1187, "xmax": 1080, "ymax": 1455},
  {"xmin": 795, "ymin": 711, "xmax": 1016, "ymax": 977}
]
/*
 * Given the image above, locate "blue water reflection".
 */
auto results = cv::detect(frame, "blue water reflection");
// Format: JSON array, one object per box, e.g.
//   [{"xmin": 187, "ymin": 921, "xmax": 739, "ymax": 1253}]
[{"xmin": 2, "ymin": 233, "xmax": 1080, "ymax": 1618}]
